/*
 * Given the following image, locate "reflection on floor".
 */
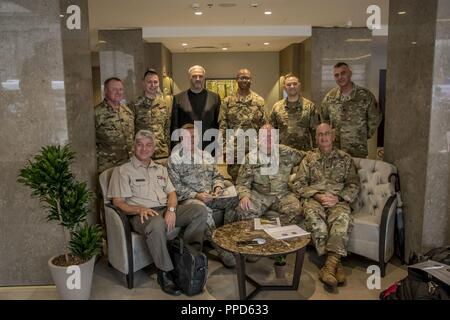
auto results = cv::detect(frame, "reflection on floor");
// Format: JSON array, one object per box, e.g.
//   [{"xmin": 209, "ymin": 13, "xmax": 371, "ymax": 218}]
[{"xmin": 0, "ymin": 247, "xmax": 407, "ymax": 300}]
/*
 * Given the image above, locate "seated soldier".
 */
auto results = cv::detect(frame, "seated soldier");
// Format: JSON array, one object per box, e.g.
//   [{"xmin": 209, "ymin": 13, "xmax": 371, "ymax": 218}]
[
  {"xmin": 290, "ymin": 123, "xmax": 360, "ymax": 288},
  {"xmin": 168, "ymin": 123, "xmax": 239, "ymax": 268},
  {"xmin": 233, "ymin": 123, "xmax": 306, "ymax": 226},
  {"xmin": 108, "ymin": 130, "xmax": 208, "ymax": 296}
]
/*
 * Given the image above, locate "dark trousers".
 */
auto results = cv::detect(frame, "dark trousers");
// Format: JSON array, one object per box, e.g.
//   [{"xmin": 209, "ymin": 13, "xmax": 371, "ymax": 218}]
[{"xmin": 130, "ymin": 203, "xmax": 208, "ymax": 271}]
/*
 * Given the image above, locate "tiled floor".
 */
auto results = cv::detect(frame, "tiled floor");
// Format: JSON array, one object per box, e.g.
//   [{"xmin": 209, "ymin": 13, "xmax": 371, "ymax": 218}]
[{"xmin": 0, "ymin": 247, "xmax": 407, "ymax": 300}]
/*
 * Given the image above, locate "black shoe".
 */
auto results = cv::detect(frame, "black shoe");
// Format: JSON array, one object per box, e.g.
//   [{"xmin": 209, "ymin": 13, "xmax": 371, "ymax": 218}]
[{"xmin": 157, "ymin": 271, "xmax": 182, "ymax": 296}]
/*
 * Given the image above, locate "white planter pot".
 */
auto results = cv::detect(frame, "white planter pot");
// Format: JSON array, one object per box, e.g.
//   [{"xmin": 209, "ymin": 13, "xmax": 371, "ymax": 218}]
[{"xmin": 48, "ymin": 255, "xmax": 96, "ymax": 300}]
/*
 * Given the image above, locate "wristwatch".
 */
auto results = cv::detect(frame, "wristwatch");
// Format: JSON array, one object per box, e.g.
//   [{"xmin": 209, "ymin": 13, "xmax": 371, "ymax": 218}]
[{"xmin": 168, "ymin": 207, "xmax": 176, "ymax": 213}]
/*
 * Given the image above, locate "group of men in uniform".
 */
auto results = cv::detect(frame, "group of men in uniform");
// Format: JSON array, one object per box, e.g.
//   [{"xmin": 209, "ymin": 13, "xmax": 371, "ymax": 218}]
[{"xmin": 96, "ymin": 61, "xmax": 382, "ymax": 293}]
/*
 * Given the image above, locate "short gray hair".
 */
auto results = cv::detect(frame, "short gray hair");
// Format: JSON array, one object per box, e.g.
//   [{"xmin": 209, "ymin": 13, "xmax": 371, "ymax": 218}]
[
  {"xmin": 188, "ymin": 65, "xmax": 206, "ymax": 76},
  {"xmin": 134, "ymin": 130, "xmax": 155, "ymax": 144}
]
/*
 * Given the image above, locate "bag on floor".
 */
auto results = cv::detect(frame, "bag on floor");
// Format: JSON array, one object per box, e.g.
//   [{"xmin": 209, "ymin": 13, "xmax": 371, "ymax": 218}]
[
  {"xmin": 380, "ymin": 245, "xmax": 450, "ymax": 300},
  {"xmin": 380, "ymin": 269, "xmax": 450, "ymax": 300},
  {"xmin": 168, "ymin": 237, "xmax": 208, "ymax": 296}
]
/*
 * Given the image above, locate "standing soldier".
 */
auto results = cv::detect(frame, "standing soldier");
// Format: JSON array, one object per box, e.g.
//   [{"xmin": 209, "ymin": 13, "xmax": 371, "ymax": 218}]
[
  {"xmin": 269, "ymin": 73, "xmax": 318, "ymax": 151},
  {"xmin": 290, "ymin": 123, "xmax": 360, "ymax": 288},
  {"xmin": 219, "ymin": 68, "xmax": 266, "ymax": 182},
  {"xmin": 319, "ymin": 62, "xmax": 381, "ymax": 158},
  {"xmin": 133, "ymin": 69, "xmax": 171, "ymax": 163},
  {"xmin": 95, "ymin": 77, "xmax": 134, "ymax": 174},
  {"xmin": 233, "ymin": 124, "xmax": 305, "ymax": 226}
]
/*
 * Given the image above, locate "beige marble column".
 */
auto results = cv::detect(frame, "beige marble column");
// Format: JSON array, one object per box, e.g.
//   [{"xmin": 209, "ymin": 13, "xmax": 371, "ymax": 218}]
[
  {"xmin": 0, "ymin": 0, "xmax": 96, "ymax": 285},
  {"xmin": 98, "ymin": 29, "xmax": 145, "ymax": 103},
  {"xmin": 384, "ymin": 0, "xmax": 450, "ymax": 257}
]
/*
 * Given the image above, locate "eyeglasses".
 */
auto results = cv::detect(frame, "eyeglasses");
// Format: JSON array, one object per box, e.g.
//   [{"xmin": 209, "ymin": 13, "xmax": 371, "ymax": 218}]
[
  {"xmin": 237, "ymin": 76, "xmax": 251, "ymax": 81},
  {"xmin": 317, "ymin": 131, "xmax": 333, "ymax": 138}
]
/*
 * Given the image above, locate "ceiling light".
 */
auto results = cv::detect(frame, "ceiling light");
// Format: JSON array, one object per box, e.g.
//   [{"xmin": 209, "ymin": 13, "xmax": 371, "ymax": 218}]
[
  {"xmin": 345, "ymin": 38, "xmax": 372, "ymax": 42},
  {"xmin": 194, "ymin": 11, "xmax": 203, "ymax": 15},
  {"xmin": 222, "ymin": 47, "xmax": 228, "ymax": 51},
  {"xmin": 182, "ymin": 43, "xmax": 188, "ymax": 46},
  {"xmin": 264, "ymin": 11, "xmax": 272, "ymax": 15},
  {"xmin": 59, "ymin": 14, "xmax": 64, "ymax": 18},
  {"xmin": 398, "ymin": 11, "xmax": 406, "ymax": 15},
  {"xmin": 264, "ymin": 42, "xmax": 269, "ymax": 45},
  {"xmin": 411, "ymin": 41, "xmax": 417, "ymax": 45},
  {"xmin": 98, "ymin": 40, "xmax": 107, "ymax": 44}
]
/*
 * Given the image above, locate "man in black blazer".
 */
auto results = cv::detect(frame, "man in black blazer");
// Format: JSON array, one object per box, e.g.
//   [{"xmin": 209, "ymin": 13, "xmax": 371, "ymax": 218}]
[{"xmin": 171, "ymin": 65, "xmax": 221, "ymax": 151}]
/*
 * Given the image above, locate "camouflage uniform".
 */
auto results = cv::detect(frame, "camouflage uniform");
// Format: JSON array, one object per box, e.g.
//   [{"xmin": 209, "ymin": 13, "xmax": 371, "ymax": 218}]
[
  {"xmin": 219, "ymin": 91, "xmax": 266, "ymax": 182},
  {"xmin": 167, "ymin": 148, "xmax": 239, "ymax": 241},
  {"xmin": 234, "ymin": 144, "xmax": 306, "ymax": 225},
  {"xmin": 290, "ymin": 148, "xmax": 360, "ymax": 256},
  {"xmin": 269, "ymin": 97, "xmax": 319, "ymax": 151},
  {"xmin": 133, "ymin": 93, "xmax": 171, "ymax": 160},
  {"xmin": 319, "ymin": 83, "xmax": 382, "ymax": 158},
  {"xmin": 94, "ymin": 99, "xmax": 134, "ymax": 173}
]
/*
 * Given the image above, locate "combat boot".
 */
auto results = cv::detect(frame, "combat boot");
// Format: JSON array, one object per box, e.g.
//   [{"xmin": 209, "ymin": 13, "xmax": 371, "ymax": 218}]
[
  {"xmin": 335, "ymin": 262, "xmax": 346, "ymax": 285},
  {"xmin": 318, "ymin": 252, "xmax": 340, "ymax": 288}
]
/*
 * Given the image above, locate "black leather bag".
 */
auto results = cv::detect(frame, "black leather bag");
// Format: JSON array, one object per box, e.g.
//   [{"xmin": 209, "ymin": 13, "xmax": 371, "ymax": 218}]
[
  {"xmin": 381, "ymin": 246, "xmax": 450, "ymax": 300},
  {"xmin": 168, "ymin": 237, "xmax": 208, "ymax": 296}
]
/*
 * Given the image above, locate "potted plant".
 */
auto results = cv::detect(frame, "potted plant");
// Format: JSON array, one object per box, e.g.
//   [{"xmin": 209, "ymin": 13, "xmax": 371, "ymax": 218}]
[
  {"xmin": 18, "ymin": 145, "xmax": 103, "ymax": 300},
  {"xmin": 274, "ymin": 254, "xmax": 287, "ymax": 279}
]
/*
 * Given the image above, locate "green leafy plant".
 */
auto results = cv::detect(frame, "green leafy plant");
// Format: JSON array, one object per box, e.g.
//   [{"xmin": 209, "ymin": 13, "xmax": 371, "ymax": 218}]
[
  {"xmin": 274, "ymin": 254, "xmax": 287, "ymax": 266},
  {"xmin": 18, "ymin": 144, "xmax": 103, "ymax": 264}
]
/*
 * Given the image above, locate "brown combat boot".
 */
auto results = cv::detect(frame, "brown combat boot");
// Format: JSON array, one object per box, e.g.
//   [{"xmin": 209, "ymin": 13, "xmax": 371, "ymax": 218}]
[
  {"xmin": 335, "ymin": 262, "xmax": 346, "ymax": 285},
  {"xmin": 318, "ymin": 253, "xmax": 340, "ymax": 288}
]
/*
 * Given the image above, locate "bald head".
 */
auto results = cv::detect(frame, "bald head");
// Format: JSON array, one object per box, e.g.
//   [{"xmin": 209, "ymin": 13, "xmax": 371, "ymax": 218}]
[
  {"xmin": 236, "ymin": 68, "xmax": 252, "ymax": 94},
  {"xmin": 315, "ymin": 123, "xmax": 335, "ymax": 153},
  {"xmin": 259, "ymin": 123, "xmax": 276, "ymax": 154}
]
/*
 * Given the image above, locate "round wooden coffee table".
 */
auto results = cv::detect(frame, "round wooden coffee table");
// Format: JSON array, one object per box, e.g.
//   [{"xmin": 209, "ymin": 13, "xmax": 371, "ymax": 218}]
[{"xmin": 212, "ymin": 220, "xmax": 310, "ymax": 300}]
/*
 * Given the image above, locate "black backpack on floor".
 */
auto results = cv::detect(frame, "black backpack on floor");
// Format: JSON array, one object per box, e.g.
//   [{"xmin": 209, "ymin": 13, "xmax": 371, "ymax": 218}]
[
  {"xmin": 380, "ymin": 246, "xmax": 450, "ymax": 300},
  {"xmin": 168, "ymin": 237, "xmax": 208, "ymax": 296}
]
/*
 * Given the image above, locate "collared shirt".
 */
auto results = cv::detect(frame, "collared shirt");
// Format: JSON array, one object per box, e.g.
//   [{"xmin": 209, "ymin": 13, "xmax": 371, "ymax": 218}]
[
  {"xmin": 168, "ymin": 146, "xmax": 224, "ymax": 201},
  {"xmin": 236, "ymin": 144, "xmax": 306, "ymax": 199},
  {"xmin": 219, "ymin": 90, "xmax": 266, "ymax": 139},
  {"xmin": 269, "ymin": 96, "xmax": 318, "ymax": 151},
  {"xmin": 319, "ymin": 82, "xmax": 381, "ymax": 158},
  {"xmin": 133, "ymin": 93, "xmax": 171, "ymax": 159},
  {"xmin": 108, "ymin": 156, "xmax": 176, "ymax": 208},
  {"xmin": 290, "ymin": 148, "xmax": 360, "ymax": 203},
  {"xmin": 94, "ymin": 99, "xmax": 135, "ymax": 173}
]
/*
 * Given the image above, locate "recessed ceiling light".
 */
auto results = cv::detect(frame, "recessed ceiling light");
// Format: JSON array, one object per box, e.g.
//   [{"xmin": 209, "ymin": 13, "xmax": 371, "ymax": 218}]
[
  {"xmin": 222, "ymin": 47, "xmax": 228, "ymax": 51},
  {"xmin": 264, "ymin": 11, "xmax": 272, "ymax": 15},
  {"xmin": 398, "ymin": 11, "xmax": 406, "ymax": 15},
  {"xmin": 59, "ymin": 14, "xmax": 64, "ymax": 18},
  {"xmin": 411, "ymin": 41, "xmax": 417, "ymax": 45},
  {"xmin": 98, "ymin": 40, "xmax": 107, "ymax": 44},
  {"xmin": 264, "ymin": 42, "xmax": 269, "ymax": 45},
  {"xmin": 194, "ymin": 11, "xmax": 203, "ymax": 15},
  {"xmin": 182, "ymin": 43, "xmax": 188, "ymax": 46}
]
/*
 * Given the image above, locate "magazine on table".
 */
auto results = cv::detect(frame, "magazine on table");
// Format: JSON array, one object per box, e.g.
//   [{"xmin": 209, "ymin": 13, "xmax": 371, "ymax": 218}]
[
  {"xmin": 254, "ymin": 217, "xmax": 281, "ymax": 230},
  {"xmin": 264, "ymin": 224, "xmax": 310, "ymax": 240}
]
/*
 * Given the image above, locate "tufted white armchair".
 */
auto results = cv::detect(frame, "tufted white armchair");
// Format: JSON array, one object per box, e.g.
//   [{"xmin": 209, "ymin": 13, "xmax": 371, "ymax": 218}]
[
  {"xmin": 348, "ymin": 158, "xmax": 401, "ymax": 277},
  {"xmin": 99, "ymin": 167, "xmax": 180, "ymax": 288}
]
